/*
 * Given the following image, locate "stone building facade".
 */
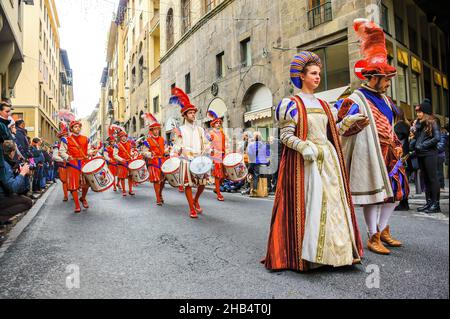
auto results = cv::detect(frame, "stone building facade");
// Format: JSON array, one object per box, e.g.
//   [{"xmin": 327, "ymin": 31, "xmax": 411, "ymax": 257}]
[{"xmin": 159, "ymin": 0, "xmax": 448, "ymax": 139}]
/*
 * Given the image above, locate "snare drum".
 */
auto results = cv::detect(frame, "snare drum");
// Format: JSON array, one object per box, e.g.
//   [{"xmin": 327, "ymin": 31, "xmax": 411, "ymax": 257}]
[
  {"xmin": 223, "ymin": 153, "xmax": 248, "ymax": 182},
  {"xmin": 190, "ymin": 156, "xmax": 213, "ymax": 181},
  {"xmin": 161, "ymin": 157, "xmax": 182, "ymax": 187},
  {"xmin": 82, "ymin": 158, "xmax": 114, "ymax": 192},
  {"xmin": 128, "ymin": 159, "xmax": 150, "ymax": 183}
]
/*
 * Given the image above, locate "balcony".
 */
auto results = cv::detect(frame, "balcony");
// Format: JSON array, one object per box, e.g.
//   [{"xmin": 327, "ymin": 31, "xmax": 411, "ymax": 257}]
[
  {"xmin": 151, "ymin": 65, "xmax": 160, "ymax": 84},
  {"xmin": 307, "ymin": 2, "xmax": 332, "ymax": 29}
]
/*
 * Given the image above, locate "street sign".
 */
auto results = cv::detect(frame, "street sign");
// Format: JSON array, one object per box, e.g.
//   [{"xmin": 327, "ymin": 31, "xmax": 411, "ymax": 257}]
[{"xmin": 354, "ymin": 60, "xmax": 367, "ymax": 80}]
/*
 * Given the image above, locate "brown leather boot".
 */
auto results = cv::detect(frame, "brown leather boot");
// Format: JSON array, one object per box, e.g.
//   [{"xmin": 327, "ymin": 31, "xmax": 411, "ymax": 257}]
[
  {"xmin": 367, "ymin": 232, "xmax": 391, "ymax": 255},
  {"xmin": 380, "ymin": 225, "xmax": 402, "ymax": 247}
]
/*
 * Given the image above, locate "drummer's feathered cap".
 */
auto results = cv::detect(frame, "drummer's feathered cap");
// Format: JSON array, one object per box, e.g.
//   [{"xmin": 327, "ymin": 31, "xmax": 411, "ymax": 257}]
[
  {"xmin": 207, "ymin": 110, "xmax": 222, "ymax": 126},
  {"xmin": 169, "ymin": 87, "xmax": 198, "ymax": 115},
  {"xmin": 353, "ymin": 18, "xmax": 397, "ymax": 78},
  {"xmin": 57, "ymin": 122, "xmax": 69, "ymax": 138},
  {"xmin": 142, "ymin": 113, "xmax": 161, "ymax": 129},
  {"xmin": 57, "ymin": 110, "xmax": 76, "ymax": 136},
  {"xmin": 108, "ymin": 124, "xmax": 126, "ymax": 140},
  {"xmin": 290, "ymin": 51, "xmax": 322, "ymax": 89},
  {"xmin": 58, "ymin": 110, "xmax": 83, "ymax": 136}
]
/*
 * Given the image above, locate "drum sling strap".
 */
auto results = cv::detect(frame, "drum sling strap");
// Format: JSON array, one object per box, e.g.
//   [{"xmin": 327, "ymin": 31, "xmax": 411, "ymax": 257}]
[
  {"xmin": 148, "ymin": 137, "xmax": 164, "ymax": 169},
  {"xmin": 67, "ymin": 136, "xmax": 88, "ymax": 171},
  {"xmin": 118, "ymin": 142, "xmax": 132, "ymax": 167}
]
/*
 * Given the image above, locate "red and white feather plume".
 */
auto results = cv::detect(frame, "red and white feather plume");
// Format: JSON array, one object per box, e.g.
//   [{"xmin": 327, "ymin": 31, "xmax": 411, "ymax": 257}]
[
  {"xmin": 142, "ymin": 113, "xmax": 161, "ymax": 129},
  {"xmin": 353, "ymin": 18, "xmax": 397, "ymax": 78},
  {"xmin": 57, "ymin": 109, "xmax": 76, "ymax": 123},
  {"xmin": 169, "ymin": 87, "xmax": 198, "ymax": 114}
]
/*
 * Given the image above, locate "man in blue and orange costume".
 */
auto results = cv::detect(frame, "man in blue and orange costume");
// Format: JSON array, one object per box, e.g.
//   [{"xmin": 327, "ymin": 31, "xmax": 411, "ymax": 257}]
[
  {"xmin": 59, "ymin": 119, "xmax": 93, "ymax": 213},
  {"xmin": 113, "ymin": 129, "xmax": 136, "ymax": 197},
  {"xmin": 170, "ymin": 87, "xmax": 210, "ymax": 219},
  {"xmin": 141, "ymin": 113, "xmax": 167, "ymax": 206},
  {"xmin": 207, "ymin": 111, "xmax": 226, "ymax": 202},
  {"xmin": 337, "ymin": 19, "xmax": 409, "ymax": 255}
]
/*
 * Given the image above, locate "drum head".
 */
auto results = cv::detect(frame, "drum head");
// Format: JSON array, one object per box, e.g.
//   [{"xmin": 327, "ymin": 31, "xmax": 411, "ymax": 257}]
[
  {"xmin": 129, "ymin": 159, "xmax": 145, "ymax": 170},
  {"xmin": 82, "ymin": 158, "xmax": 104, "ymax": 174},
  {"xmin": 190, "ymin": 156, "xmax": 213, "ymax": 175},
  {"xmin": 162, "ymin": 157, "xmax": 181, "ymax": 173},
  {"xmin": 223, "ymin": 153, "xmax": 243, "ymax": 167}
]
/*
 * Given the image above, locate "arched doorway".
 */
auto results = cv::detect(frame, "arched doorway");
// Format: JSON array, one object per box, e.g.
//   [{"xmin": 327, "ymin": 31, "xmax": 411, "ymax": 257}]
[{"xmin": 242, "ymin": 84, "xmax": 274, "ymax": 140}]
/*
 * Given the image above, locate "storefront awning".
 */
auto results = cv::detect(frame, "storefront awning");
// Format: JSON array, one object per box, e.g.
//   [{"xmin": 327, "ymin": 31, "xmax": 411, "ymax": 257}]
[
  {"xmin": 244, "ymin": 106, "xmax": 272, "ymax": 123},
  {"xmin": 314, "ymin": 85, "xmax": 352, "ymax": 105}
]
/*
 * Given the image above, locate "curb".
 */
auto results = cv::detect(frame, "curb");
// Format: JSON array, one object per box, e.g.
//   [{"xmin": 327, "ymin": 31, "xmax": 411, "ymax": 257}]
[{"xmin": 0, "ymin": 183, "xmax": 56, "ymax": 260}]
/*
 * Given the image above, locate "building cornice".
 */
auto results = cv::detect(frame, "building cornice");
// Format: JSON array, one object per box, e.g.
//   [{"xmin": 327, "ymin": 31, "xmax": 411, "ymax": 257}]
[{"xmin": 160, "ymin": 0, "xmax": 235, "ymax": 64}]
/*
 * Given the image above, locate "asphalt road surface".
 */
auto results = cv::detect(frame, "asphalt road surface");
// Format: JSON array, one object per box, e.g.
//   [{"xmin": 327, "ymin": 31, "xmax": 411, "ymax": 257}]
[{"xmin": 0, "ymin": 182, "xmax": 448, "ymax": 299}]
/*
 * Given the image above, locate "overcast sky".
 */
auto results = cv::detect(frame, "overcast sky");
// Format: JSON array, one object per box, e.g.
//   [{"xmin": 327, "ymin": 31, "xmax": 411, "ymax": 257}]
[{"xmin": 57, "ymin": 0, "xmax": 120, "ymax": 118}]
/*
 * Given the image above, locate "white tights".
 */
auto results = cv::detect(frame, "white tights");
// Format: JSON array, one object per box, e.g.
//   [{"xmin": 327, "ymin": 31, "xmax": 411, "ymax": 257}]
[
  {"xmin": 363, "ymin": 205, "xmax": 379, "ymax": 237},
  {"xmin": 379, "ymin": 203, "xmax": 397, "ymax": 232},
  {"xmin": 363, "ymin": 203, "xmax": 397, "ymax": 237}
]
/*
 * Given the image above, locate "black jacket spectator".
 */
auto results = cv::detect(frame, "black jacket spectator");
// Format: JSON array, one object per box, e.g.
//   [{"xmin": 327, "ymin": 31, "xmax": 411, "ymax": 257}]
[
  {"xmin": 0, "ymin": 115, "xmax": 13, "ymax": 183},
  {"xmin": 410, "ymin": 120, "xmax": 441, "ymax": 157},
  {"xmin": 14, "ymin": 123, "xmax": 31, "ymax": 159}
]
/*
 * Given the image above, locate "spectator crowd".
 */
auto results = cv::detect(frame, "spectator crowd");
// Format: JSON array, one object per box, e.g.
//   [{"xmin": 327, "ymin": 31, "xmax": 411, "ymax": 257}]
[{"xmin": 1, "ymin": 100, "xmax": 57, "ymax": 244}]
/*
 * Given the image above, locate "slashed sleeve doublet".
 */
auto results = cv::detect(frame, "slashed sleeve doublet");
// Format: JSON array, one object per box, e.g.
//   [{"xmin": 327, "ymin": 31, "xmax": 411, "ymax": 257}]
[{"xmin": 276, "ymin": 98, "xmax": 306, "ymax": 153}]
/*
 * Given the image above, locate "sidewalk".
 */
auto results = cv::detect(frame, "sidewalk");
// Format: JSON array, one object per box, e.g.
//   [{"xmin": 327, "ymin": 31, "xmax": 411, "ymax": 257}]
[
  {"xmin": 0, "ymin": 182, "xmax": 56, "ymax": 248},
  {"xmin": 408, "ymin": 181, "xmax": 449, "ymax": 215}
]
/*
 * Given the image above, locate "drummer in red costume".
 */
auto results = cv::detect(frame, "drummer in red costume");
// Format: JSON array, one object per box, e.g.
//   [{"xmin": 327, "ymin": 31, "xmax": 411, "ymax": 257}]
[
  {"xmin": 207, "ymin": 111, "xmax": 226, "ymax": 202},
  {"xmin": 59, "ymin": 120, "xmax": 92, "ymax": 213},
  {"xmin": 103, "ymin": 135, "xmax": 118, "ymax": 192},
  {"xmin": 113, "ymin": 130, "xmax": 136, "ymax": 196},
  {"xmin": 142, "ymin": 113, "xmax": 167, "ymax": 206},
  {"xmin": 170, "ymin": 87, "xmax": 210, "ymax": 219}
]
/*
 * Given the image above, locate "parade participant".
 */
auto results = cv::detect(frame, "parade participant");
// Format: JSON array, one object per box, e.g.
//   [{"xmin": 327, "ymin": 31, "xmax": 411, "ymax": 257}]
[
  {"xmin": 130, "ymin": 138, "xmax": 142, "ymax": 187},
  {"xmin": 113, "ymin": 129, "xmax": 135, "ymax": 196},
  {"xmin": 142, "ymin": 113, "xmax": 167, "ymax": 206},
  {"xmin": 337, "ymin": 19, "xmax": 409, "ymax": 255},
  {"xmin": 103, "ymin": 134, "xmax": 118, "ymax": 192},
  {"xmin": 52, "ymin": 120, "xmax": 70, "ymax": 201},
  {"xmin": 207, "ymin": 111, "xmax": 226, "ymax": 201},
  {"xmin": 263, "ymin": 52, "xmax": 364, "ymax": 272},
  {"xmin": 59, "ymin": 120, "xmax": 92, "ymax": 213},
  {"xmin": 170, "ymin": 87, "xmax": 210, "ymax": 219}
]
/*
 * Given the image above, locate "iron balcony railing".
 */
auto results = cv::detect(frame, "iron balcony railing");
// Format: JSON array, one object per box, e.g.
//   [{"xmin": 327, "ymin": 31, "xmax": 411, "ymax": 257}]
[{"xmin": 308, "ymin": 2, "xmax": 332, "ymax": 29}]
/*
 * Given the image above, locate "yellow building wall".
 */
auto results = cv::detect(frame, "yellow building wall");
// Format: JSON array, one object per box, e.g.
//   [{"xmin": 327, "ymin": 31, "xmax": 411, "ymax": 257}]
[{"xmin": 11, "ymin": 0, "xmax": 62, "ymax": 145}]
